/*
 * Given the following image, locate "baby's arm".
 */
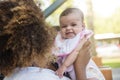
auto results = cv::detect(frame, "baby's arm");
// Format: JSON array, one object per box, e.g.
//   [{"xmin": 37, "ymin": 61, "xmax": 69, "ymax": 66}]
[
  {"xmin": 56, "ymin": 49, "xmax": 80, "ymax": 78},
  {"xmin": 56, "ymin": 37, "xmax": 87, "ymax": 78}
]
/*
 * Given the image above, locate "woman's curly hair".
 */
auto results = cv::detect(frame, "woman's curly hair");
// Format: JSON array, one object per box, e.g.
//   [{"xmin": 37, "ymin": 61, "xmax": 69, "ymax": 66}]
[
  {"xmin": 0, "ymin": 1, "xmax": 56, "ymax": 76},
  {"xmin": 0, "ymin": 1, "xmax": 18, "ymax": 31}
]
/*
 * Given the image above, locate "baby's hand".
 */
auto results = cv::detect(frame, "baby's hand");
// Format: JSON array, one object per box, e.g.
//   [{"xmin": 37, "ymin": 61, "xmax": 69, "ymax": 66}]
[{"xmin": 55, "ymin": 65, "xmax": 67, "ymax": 78}]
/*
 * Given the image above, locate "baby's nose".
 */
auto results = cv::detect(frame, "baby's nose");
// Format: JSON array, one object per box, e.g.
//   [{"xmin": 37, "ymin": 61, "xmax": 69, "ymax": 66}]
[{"xmin": 66, "ymin": 26, "xmax": 72, "ymax": 29}]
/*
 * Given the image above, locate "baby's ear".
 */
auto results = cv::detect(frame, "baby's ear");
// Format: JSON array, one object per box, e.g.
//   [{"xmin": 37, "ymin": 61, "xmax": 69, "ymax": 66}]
[{"xmin": 82, "ymin": 22, "xmax": 85, "ymax": 30}]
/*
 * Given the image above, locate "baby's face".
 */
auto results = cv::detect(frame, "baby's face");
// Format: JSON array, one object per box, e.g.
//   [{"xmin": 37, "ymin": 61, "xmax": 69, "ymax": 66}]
[{"xmin": 60, "ymin": 13, "xmax": 84, "ymax": 39}]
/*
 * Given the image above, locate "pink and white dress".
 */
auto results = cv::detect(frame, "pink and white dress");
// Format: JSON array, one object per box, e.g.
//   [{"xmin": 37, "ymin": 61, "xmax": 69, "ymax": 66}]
[{"xmin": 54, "ymin": 29, "xmax": 105, "ymax": 80}]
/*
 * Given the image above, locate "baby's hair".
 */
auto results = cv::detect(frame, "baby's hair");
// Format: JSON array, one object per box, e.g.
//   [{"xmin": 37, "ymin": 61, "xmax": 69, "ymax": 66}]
[{"xmin": 60, "ymin": 8, "xmax": 84, "ymax": 22}]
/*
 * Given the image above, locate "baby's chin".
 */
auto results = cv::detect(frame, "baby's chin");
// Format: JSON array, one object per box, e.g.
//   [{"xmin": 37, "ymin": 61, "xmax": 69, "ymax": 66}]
[{"xmin": 65, "ymin": 35, "xmax": 76, "ymax": 39}]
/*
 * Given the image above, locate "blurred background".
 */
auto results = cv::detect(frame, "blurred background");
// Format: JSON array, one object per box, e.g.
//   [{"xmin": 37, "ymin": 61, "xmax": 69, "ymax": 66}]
[
  {"xmin": 34, "ymin": 0, "xmax": 120, "ymax": 80},
  {"xmin": 35, "ymin": 0, "xmax": 120, "ymax": 66}
]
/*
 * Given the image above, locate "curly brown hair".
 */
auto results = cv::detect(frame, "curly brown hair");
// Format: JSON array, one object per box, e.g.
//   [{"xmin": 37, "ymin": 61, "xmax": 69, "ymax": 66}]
[
  {"xmin": 0, "ymin": 1, "xmax": 18, "ymax": 31},
  {"xmin": 0, "ymin": 1, "xmax": 56, "ymax": 76}
]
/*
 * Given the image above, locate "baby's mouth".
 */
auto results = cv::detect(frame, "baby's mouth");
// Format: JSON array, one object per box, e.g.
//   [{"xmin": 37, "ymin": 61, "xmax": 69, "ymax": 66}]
[{"xmin": 66, "ymin": 32, "xmax": 73, "ymax": 34}]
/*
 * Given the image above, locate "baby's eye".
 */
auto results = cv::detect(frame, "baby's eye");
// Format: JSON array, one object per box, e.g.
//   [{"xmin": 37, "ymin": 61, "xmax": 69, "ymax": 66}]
[
  {"xmin": 61, "ymin": 25, "xmax": 67, "ymax": 28},
  {"xmin": 71, "ymin": 24, "xmax": 77, "ymax": 27}
]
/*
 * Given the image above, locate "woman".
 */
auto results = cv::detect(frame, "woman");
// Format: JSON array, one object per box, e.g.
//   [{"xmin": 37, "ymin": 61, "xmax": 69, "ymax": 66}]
[{"xmin": 0, "ymin": 1, "xmax": 91, "ymax": 80}]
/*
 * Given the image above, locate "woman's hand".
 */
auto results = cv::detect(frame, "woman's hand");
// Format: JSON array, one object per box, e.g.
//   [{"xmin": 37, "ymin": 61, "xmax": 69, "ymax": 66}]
[{"xmin": 74, "ymin": 40, "xmax": 92, "ymax": 80}]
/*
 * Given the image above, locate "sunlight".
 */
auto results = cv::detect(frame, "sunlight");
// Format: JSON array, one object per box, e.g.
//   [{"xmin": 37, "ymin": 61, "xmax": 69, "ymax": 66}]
[
  {"xmin": 73, "ymin": 0, "xmax": 120, "ymax": 17},
  {"xmin": 73, "ymin": 0, "xmax": 87, "ymax": 15},
  {"xmin": 92, "ymin": 0, "xmax": 120, "ymax": 17}
]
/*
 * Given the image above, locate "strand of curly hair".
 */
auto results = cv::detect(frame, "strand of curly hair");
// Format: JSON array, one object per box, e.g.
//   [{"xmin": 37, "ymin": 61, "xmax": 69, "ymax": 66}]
[{"xmin": 0, "ymin": 1, "xmax": 56, "ymax": 76}]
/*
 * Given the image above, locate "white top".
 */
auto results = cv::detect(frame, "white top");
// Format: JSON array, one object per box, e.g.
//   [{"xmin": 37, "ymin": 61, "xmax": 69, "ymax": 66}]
[
  {"xmin": 4, "ymin": 67, "xmax": 70, "ymax": 80},
  {"xmin": 54, "ymin": 29, "xmax": 93, "ymax": 56}
]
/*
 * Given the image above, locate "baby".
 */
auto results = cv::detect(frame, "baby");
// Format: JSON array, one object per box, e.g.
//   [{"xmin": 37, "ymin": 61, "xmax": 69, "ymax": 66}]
[{"xmin": 54, "ymin": 8, "xmax": 105, "ymax": 80}]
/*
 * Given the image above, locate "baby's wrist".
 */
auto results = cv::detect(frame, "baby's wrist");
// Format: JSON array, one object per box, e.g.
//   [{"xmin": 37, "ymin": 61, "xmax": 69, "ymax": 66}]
[
  {"xmin": 74, "ymin": 50, "xmax": 79, "ymax": 52},
  {"xmin": 73, "ymin": 50, "xmax": 80, "ymax": 54},
  {"xmin": 62, "ymin": 64, "xmax": 67, "ymax": 69}
]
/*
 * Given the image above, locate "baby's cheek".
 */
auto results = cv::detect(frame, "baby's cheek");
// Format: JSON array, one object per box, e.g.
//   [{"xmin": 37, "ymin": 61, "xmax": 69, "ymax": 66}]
[
  {"xmin": 75, "ymin": 28, "xmax": 83, "ymax": 34},
  {"xmin": 61, "ymin": 34, "xmax": 66, "ymax": 39}
]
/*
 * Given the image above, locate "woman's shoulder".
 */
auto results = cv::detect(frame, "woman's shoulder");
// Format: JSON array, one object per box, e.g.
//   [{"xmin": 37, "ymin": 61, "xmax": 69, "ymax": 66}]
[{"xmin": 4, "ymin": 67, "xmax": 71, "ymax": 80}]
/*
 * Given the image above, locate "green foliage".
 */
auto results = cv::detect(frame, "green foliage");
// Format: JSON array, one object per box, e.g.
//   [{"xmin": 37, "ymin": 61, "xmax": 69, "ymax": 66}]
[
  {"xmin": 103, "ymin": 62, "xmax": 120, "ymax": 68},
  {"xmin": 103, "ymin": 58, "xmax": 120, "ymax": 68},
  {"xmin": 94, "ymin": 7, "xmax": 120, "ymax": 34},
  {"xmin": 111, "ymin": 8, "xmax": 120, "ymax": 33}
]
